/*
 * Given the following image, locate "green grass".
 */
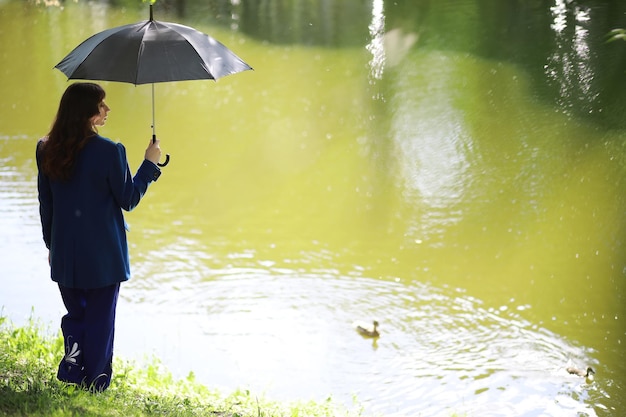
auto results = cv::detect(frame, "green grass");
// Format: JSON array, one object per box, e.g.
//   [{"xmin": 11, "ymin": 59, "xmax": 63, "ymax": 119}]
[{"xmin": 0, "ymin": 316, "xmax": 364, "ymax": 417}]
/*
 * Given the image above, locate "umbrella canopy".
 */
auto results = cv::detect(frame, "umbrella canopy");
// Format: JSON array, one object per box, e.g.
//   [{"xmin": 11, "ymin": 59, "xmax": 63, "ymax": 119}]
[
  {"xmin": 55, "ymin": 5, "xmax": 252, "ymax": 166},
  {"xmin": 55, "ymin": 6, "xmax": 252, "ymax": 84}
]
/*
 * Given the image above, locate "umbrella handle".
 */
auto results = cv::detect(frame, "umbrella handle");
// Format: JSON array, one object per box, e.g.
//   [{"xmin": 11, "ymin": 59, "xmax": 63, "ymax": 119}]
[
  {"xmin": 152, "ymin": 134, "xmax": 170, "ymax": 167},
  {"xmin": 158, "ymin": 154, "xmax": 170, "ymax": 167}
]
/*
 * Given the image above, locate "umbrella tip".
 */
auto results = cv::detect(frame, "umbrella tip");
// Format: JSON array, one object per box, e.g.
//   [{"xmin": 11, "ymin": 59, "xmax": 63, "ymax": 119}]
[{"xmin": 149, "ymin": 4, "xmax": 153, "ymax": 21}]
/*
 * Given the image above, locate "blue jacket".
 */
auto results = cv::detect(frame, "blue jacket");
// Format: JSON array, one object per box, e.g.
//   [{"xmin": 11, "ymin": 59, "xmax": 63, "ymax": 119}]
[{"xmin": 36, "ymin": 135, "xmax": 161, "ymax": 289}]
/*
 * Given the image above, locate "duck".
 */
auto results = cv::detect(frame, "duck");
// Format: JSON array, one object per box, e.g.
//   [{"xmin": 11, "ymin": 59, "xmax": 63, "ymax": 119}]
[
  {"xmin": 566, "ymin": 366, "xmax": 595, "ymax": 380},
  {"xmin": 354, "ymin": 320, "xmax": 380, "ymax": 338}
]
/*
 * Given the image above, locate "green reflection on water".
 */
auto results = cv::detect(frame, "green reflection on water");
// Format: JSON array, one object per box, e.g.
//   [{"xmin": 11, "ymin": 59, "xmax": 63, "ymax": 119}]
[{"xmin": 1, "ymin": 0, "xmax": 625, "ymax": 414}]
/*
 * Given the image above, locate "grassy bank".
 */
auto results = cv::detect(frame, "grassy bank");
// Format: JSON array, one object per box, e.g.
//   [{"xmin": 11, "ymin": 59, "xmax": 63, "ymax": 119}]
[{"xmin": 0, "ymin": 316, "xmax": 364, "ymax": 417}]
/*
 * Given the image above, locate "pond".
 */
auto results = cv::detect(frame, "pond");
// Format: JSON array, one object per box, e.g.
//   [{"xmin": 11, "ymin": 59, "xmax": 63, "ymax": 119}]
[{"xmin": 1, "ymin": 0, "xmax": 625, "ymax": 415}]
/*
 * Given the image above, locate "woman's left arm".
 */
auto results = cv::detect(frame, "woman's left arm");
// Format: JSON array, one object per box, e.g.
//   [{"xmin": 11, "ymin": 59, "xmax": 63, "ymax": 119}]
[{"xmin": 109, "ymin": 142, "xmax": 161, "ymax": 212}]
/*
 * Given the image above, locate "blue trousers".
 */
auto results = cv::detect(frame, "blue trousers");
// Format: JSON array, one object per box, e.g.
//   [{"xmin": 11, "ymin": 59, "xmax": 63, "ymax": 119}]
[{"xmin": 57, "ymin": 283, "xmax": 120, "ymax": 391}]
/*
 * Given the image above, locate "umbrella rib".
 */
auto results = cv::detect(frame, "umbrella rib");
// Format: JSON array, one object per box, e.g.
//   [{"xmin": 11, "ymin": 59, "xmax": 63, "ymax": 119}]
[
  {"xmin": 170, "ymin": 23, "xmax": 234, "ymax": 80},
  {"xmin": 135, "ymin": 21, "xmax": 151, "ymax": 84},
  {"xmin": 55, "ymin": 25, "xmax": 132, "ymax": 81},
  {"xmin": 169, "ymin": 25, "xmax": 215, "ymax": 80}
]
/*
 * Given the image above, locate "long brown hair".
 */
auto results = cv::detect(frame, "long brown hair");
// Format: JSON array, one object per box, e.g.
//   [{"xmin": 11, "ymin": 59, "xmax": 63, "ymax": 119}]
[{"xmin": 40, "ymin": 82, "xmax": 106, "ymax": 181}]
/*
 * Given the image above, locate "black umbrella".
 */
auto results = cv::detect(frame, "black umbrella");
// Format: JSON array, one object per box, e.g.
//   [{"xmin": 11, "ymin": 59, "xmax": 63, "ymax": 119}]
[{"xmin": 55, "ymin": 5, "xmax": 252, "ymax": 167}]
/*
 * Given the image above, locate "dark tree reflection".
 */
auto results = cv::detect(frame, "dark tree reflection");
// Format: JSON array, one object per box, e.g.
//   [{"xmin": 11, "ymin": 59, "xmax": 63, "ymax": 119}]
[{"xmin": 146, "ymin": 0, "xmax": 625, "ymax": 127}]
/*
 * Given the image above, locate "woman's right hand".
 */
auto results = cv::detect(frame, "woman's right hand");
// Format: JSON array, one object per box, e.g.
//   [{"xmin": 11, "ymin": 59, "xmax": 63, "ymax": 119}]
[{"xmin": 145, "ymin": 138, "xmax": 162, "ymax": 165}]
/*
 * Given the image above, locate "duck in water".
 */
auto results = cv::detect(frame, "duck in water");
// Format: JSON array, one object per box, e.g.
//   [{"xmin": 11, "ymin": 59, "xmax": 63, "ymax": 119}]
[
  {"xmin": 354, "ymin": 320, "xmax": 380, "ymax": 338},
  {"xmin": 566, "ymin": 366, "xmax": 595, "ymax": 380}
]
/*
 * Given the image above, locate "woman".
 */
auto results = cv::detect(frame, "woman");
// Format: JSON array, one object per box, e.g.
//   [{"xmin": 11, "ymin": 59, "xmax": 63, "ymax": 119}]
[{"xmin": 36, "ymin": 82, "xmax": 162, "ymax": 391}]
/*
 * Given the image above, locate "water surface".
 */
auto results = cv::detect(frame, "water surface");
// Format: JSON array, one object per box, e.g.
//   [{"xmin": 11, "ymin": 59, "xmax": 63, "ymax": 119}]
[{"xmin": 1, "ymin": 1, "xmax": 625, "ymax": 415}]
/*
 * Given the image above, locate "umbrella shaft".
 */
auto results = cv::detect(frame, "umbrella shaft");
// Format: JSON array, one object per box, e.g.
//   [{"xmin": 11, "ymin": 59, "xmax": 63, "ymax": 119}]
[{"xmin": 151, "ymin": 83, "xmax": 156, "ymax": 137}]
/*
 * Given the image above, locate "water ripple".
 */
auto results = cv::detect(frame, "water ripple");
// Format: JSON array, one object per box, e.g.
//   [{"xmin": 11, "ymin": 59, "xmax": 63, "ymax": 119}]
[{"xmin": 121, "ymin": 245, "xmax": 605, "ymax": 416}]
